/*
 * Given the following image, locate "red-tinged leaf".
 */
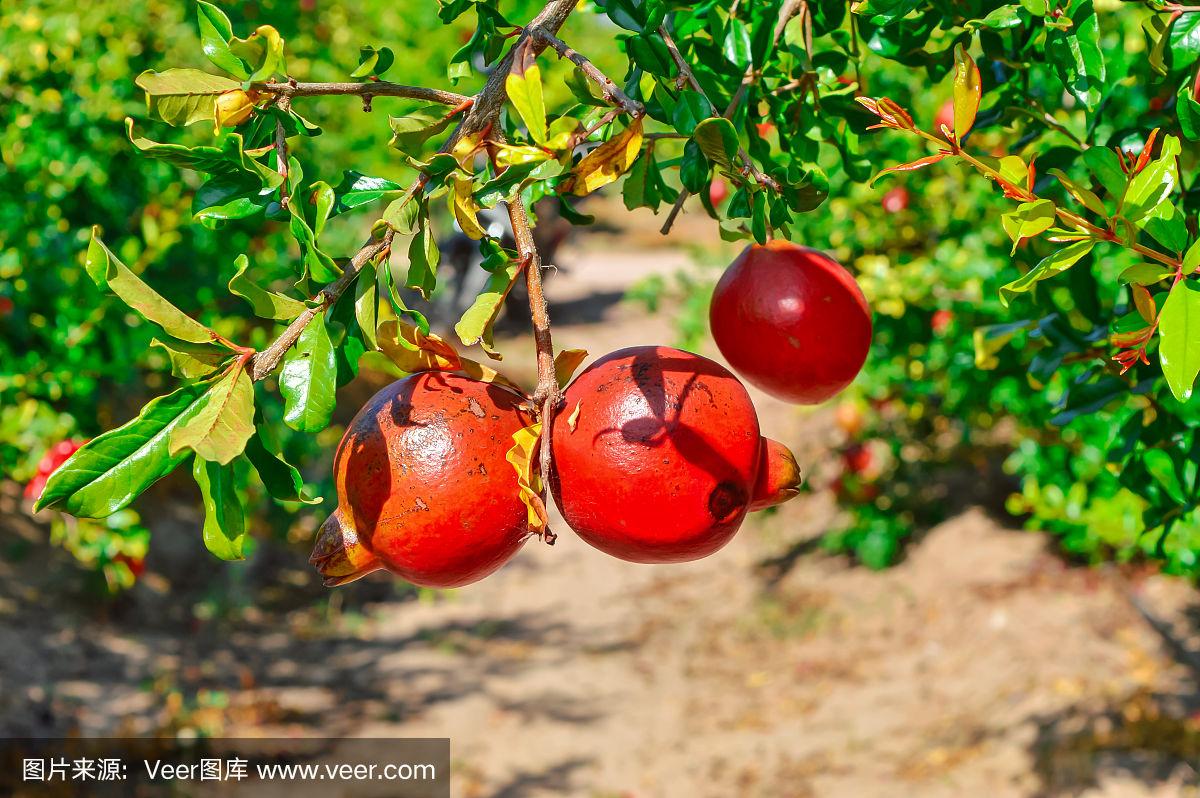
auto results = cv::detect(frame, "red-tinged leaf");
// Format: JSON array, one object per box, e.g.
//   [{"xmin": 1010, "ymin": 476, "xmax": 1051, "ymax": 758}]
[
  {"xmin": 952, "ymin": 43, "xmax": 981, "ymax": 140},
  {"xmin": 1111, "ymin": 327, "xmax": 1152, "ymax": 348},
  {"xmin": 1132, "ymin": 284, "xmax": 1157, "ymax": 323},
  {"xmin": 856, "ymin": 96, "xmax": 914, "ymax": 130},
  {"xmin": 869, "ymin": 152, "xmax": 948, "ymax": 186},
  {"xmin": 1027, "ymin": 155, "xmax": 1037, "ymax": 193},
  {"xmin": 506, "ymin": 422, "xmax": 548, "ymax": 535}
]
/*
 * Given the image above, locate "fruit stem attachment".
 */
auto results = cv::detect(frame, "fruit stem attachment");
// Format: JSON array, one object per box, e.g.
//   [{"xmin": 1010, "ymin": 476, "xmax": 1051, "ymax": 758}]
[{"xmin": 505, "ymin": 197, "xmax": 560, "ymax": 544}]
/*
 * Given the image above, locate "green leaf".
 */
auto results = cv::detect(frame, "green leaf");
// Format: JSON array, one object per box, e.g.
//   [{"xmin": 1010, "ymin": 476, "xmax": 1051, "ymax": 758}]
[
  {"xmin": 1159, "ymin": 280, "xmax": 1200, "ymax": 402},
  {"xmin": 151, "ymin": 337, "xmax": 231, "ymax": 379},
  {"xmin": 244, "ymin": 430, "xmax": 320, "ymax": 505},
  {"xmin": 1139, "ymin": 200, "xmax": 1188, "ymax": 253},
  {"xmin": 331, "ymin": 171, "xmax": 405, "ymax": 216},
  {"xmin": 679, "ymin": 139, "xmax": 710, "ymax": 194},
  {"xmin": 999, "ymin": 240, "xmax": 1094, "ymax": 306},
  {"xmin": 134, "ymin": 68, "xmax": 241, "ymax": 127},
  {"xmin": 389, "ymin": 104, "xmax": 453, "ymax": 152},
  {"xmin": 126, "ymin": 119, "xmax": 282, "ymax": 188},
  {"xmin": 196, "ymin": 1, "xmax": 250, "ymax": 79},
  {"xmin": 1169, "ymin": 12, "xmax": 1200, "ymax": 69},
  {"xmin": 228, "ymin": 24, "xmax": 286, "ymax": 82},
  {"xmin": 1119, "ymin": 264, "xmax": 1175, "ymax": 286},
  {"xmin": 454, "ymin": 254, "xmax": 521, "ymax": 358},
  {"xmin": 693, "ymin": 117, "xmax": 739, "ymax": 169},
  {"xmin": 1184, "ymin": 240, "xmax": 1200, "ymax": 275},
  {"xmin": 1123, "ymin": 134, "xmax": 1181, "ymax": 222},
  {"xmin": 505, "ymin": 37, "xmax": 548, "ymax": 145},
  {"xmin": 1081, "ymin": 147, "xmax": 1126, "ymax": 196},
  {"xmin": 672, "ymin": 90, "xmax": 711, "ymax": 136},
  {"xmin": 1044, "ymin": 0, "xmax": 1106, "ymax": 110},
  {"xmin": 35, "ymin": 381, "xmax": 214, "ymax": 517},
  {"xmin": 1179, "ymin": 82, "xmax": 1200, "ymax": 141},
  {"xmin": 228, "ymin": 254, "xmax": 306, "ymax": 320},
  {"xmin": 351, "ymin": 45, "xmax": 395, "ymax": 78},
  {"xmin": 1048, "ymin": 168, "xmax": 1107, "ymax": 217},
  {"xmin": 86, "ymin": 229, "xmax": 217, "ymax": 345},
  {"xmin": 407, "ymin": 202, "xmax": 440, "ymax": 298},
  {"xmin": 194, "ymin": 176, "xmax": 273, "ymax": 224},
  {"xmin": 999, "ymin": 199, "xmax": 1057, "ymax": 254},
  {"xmin": 193, "ymin": 457, "xmax": 246, "ymax": 561},
  {"xmin": 280, "ymin": 315, "xmax": 337, "ymax": 433},
  {"xmin": 286, "ymin": 163, "xmax": 341, "ymax": 283},
  {"xmin": 168, "ymin": 365, "xmax": 255, "ymax": 464}
]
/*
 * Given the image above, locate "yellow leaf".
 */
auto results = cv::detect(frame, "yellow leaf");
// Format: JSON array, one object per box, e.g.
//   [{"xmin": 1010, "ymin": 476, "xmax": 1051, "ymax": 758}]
[
  {"xmin": 553, "ymin": 348, "xmax": 588, "ymax": 388},
  {"xmin": 562, "ymin": 117, "xmax": 644, "ymax": 196},
  {"xmin": 505, "ymin": 422, "xmax": 548, "ymax": 534},
  {"xmin": 451, "ymin": 175, "xmax": 486, "ymax": 240},
  {"xmin": 952, "ymin": 43, "xmax": 980, "ymax": 140},
  {"xmin": 376, "ymin": 316, "xmax": 462, "ymax": 373}
]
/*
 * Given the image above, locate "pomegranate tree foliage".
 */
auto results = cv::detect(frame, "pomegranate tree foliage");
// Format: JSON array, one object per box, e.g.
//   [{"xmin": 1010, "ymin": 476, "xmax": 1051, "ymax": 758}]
[{"xmin": 7, "ymin": 0, "xmax": 1200, "ymax": 578}]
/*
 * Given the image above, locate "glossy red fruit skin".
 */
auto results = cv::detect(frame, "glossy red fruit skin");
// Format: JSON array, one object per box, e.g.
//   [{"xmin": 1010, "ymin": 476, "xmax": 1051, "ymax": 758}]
[
  {"xmin": 550, "ymin": 346, "xmax": 761, "ymax": 564},
  {"xmin": 709, "ymin": 241, "xmax": 872, "ymax": 405},
  {"xmin": 316, "ymin": 372, "xmax": 534, "ymax": 588}
]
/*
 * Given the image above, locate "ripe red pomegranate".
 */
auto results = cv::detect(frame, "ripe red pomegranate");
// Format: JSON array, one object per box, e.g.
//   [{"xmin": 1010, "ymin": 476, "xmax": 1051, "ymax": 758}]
[
  {"xmin": 881, "ymin": 186, "xmax": 909, "ymax": 214},
  {"xmin": 708, "ymin": 178, "xmax": 728, "ymax": 206},
  {"xmin": 311, "ymin": 372, "xmax": 535, "ymax": 588},
  {"xmin": 550, "ymin": 346, "xmax": 799, "ymax": 563},
  {"xmin": 709, "ymin": 241, "xmax": 872, "ymax": 405},
  {"xmin": 0, "ymin": 297, "xmax": 13, "ymax": 316},
  {"xmin": 841, "ymin": 443, "xmax": 875, "ymax": 476},
  {"xmin": 834, "ymin": 401, "xmax": 865, "ymax": 437}
]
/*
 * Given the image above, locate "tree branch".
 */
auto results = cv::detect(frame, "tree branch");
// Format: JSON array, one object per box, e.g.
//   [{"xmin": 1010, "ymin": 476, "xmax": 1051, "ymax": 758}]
[
  {"xmin": 457, "ymin": 0, "xmax": 578, "ymax": 139},
  {"xmin": 256, "ymin": 80, "xmax": 471, "ymax": 106},
  {"xmin": 527, "ymin": 26, "xmax": 645, "ymax": 118},
  {"xmin": 249, "ymin": 0, "xmax": 580, "ymax": 390},
  {"xmin": 249, "ymin": 232, "xmax": 393, "ymax": 381}
]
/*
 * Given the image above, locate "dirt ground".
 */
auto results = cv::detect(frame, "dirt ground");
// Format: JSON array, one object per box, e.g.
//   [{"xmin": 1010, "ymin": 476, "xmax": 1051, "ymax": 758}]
[{"xmin": 3, "ymin": 224, "xmax": 1200, "ymax": 797}]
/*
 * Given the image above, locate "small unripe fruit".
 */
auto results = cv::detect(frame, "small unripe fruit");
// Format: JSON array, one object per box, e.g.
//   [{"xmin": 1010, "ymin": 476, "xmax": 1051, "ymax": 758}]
[
  {"xmin": 709, "ymin": 241, "xmax": 873, "ymax": 405},
  {"xmin": 551, "ymin": 346, "xmax": 794, "ymax": 563},
  {"xmin": 312, "ymin": 373, "xmax": 534, "ymax": 588},
  {"xmin": 881, "ymin": 186, "xmax": 909, "ymax": 214},
  {"xmin": 215, "ymin": 89, "xmax": 257, "ymax": 129}
]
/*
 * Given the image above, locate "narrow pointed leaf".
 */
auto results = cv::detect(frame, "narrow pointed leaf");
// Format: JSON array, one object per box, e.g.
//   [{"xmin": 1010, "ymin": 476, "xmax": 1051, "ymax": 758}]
[
  {"xmin": 505, "ymin": 37, "xmax": 548, "ymax": 145},
  {"xmin": 196, "ymin": 1, "xmax": 250, "ymax": 78},
  {"xmin": 561, "ymin": 117, "xmax": 644, "ymax": 196},
  {"xmin": 999, "ymin": 240, "xmax": 1094, "ymax": 306},
  {"xmin": 35, "ymin": 381, "xmax": 215, "ymax": 517},
  {"xmin": 86, "ymin": 229, "xmax": 217, "ymax": 344},
  {"xmin": 454, "ymin": 257, "xmax": 521, "ymax": 358},
  {"xmin": 152, "ymin": 338, "xmax": 231, "ymax": 379}
]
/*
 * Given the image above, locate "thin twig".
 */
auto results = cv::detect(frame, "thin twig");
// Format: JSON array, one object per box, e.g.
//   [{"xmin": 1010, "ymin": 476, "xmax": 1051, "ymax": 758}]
[
  {"xmin": 273, "ymin": 96, "xmax": 292, "ymax": 210},
  {"xmin": 256, "ymin": 80, "xmax": 470, "ymax": 106},
  {"xmin": 528, "ymin": 26, "xmax": 645, "ymax": 118},
  {"xmin": 656, "ymin": 11, "xmax": 788, "ymax": 235}
]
